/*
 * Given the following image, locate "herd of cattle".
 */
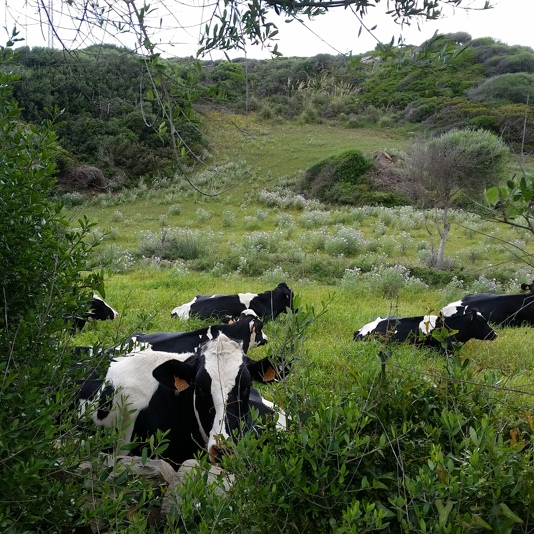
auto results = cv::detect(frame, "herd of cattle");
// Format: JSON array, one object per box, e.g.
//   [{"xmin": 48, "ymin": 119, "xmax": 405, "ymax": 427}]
[{"xmin": 76, "ymin": 280, "xmax": 534, "ymax": 468}]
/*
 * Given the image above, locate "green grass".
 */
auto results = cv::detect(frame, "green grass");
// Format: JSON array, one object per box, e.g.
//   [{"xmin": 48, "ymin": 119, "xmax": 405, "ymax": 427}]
[
  {"xmin": 70, "ymin": 117, "xmax": 534, "ymax": 411},
  {"xmin": 203, "ymin": 112, "xmax": 416, "ymax": 182}
]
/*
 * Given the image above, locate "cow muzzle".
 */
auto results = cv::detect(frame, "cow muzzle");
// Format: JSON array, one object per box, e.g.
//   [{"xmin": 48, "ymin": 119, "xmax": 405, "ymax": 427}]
[{"xmin": 208, "ymin": 436, "xmax": 232, "ymax": 464}]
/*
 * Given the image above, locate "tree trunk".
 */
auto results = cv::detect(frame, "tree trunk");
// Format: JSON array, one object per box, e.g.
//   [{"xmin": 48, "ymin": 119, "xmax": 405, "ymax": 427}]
[{"xmin": 435, "ymin": 206, "xmax": 450, "ymax": 270}]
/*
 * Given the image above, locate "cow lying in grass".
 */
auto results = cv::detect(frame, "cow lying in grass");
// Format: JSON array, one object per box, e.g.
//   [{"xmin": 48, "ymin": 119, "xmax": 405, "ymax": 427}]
[
  {"xmin": 171, "ymin": 282, "xmax": 295, "ymax": 322},
  {"xmin": 353, "ymin": 310, "xmax": 497, "ymax": 350},
  {"xmin": 441, "ymin": 280, "xmax": 534, "ymax": 327},
  {"xmin": 77, "ymin": 334, "xmax": 288, "ymax": 468}
]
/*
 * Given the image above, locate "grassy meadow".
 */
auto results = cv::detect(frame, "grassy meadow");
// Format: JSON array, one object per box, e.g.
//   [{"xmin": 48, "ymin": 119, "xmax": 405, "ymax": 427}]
[{"xmin": 69, "ymin": 116, "xmax": 534, "ymax": 411}]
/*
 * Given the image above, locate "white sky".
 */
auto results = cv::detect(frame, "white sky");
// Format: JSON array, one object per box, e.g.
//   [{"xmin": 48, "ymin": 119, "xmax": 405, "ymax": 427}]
[{"xmin": 2, "ymin": 0, "xmax": 533, "ymax": 59}]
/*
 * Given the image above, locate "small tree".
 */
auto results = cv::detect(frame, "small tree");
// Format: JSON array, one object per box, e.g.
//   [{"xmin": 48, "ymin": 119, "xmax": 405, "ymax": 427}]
[{"xmin": 401, "ymin": 129, "xmax": 511, "ymax": 269}]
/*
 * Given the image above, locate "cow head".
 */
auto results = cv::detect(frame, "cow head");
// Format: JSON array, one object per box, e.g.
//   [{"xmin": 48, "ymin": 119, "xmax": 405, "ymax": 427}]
[
  {"xmin": 275, "ymin": 282, "xmax": 296, "ymax": 314},
  {"xmin": 442, "ymin": 309, "xmax": 497, "ymax": 343},
  {"xmin": 224, "ymin": 309, "xmax": 268, "ymax": 351},
  {"xmin": 87, "ymin": 293, "xmax": 119, "ymax": 321},
  {"xmin": 152, "ymin": 334, "xmax": 282, "ymax": 464}
]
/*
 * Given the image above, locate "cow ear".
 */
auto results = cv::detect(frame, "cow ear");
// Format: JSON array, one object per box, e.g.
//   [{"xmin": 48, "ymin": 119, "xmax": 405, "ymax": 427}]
[
  {"xmin": 152, "ymin": 358, "xmax": 198, "ymax": 393},
  {"xmin": 521, "ymin": 283, "xmax": 531, "ymax": 291},
  {"xmin": 247, "ymin": 357, "xmax": 290, "ymax": 383}
]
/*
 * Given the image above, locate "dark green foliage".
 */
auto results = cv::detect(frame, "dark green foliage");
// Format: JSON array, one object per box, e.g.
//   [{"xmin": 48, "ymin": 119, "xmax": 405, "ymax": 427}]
[
  {"xmin": 408, "ymin": 266, "xmax": 472, "ymax": 286},
  {"xmin": 469, "ymin": 37, "xmax": 497, "ymax": 47},
  {"xmin": 360, "ymin": 41, "xmax": 485, "ymax": 109},
  {"xmin": 12, "ymin": 45, "xmax": 209, "ymax": 187},
  {"xmin": 0, "ymin": 42, "xmax": 105, "ymax": 531},
  {"xmin": 470, "ymin": 42, "xmax": 534, "ymax": 75},
  {"xmin": 403, "ymin": 97, "xmax": 441, "ymax": 123},
  {"xmin": 424, "ymin": 96, "xmax": 492, "ymax": 126},
  {"xmin": 174, "ymin": 352, "xmax": 534, "ymax": 533},
  {"xmin": 201, "ymin": 61, "xmax": 246, "ymax": 101},
  {"xmin": 497, "ymin": 103, "xmax": 534, "ymax": 149},
  {"xmin": 486, "ymin": 52, "xmax": 534, "ymax": 75},
  {"xmin": 300, "ymin": 149, "xmax": 371, "ymax": 200},
  {"xmin": 468, "ymin": 72, "xmax": 534, "ymax": 104},
  {"xmin": 299, "ymin": 150, "xmax": 406, "ymax": 206}
]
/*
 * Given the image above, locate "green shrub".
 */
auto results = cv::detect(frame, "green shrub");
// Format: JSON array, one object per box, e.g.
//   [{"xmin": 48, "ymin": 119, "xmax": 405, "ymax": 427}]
[
  {"xmin": 469, "ymin": 114, "xmax": 499, "ymax": 131},
  {"xmin": 139, "ymin": 227, "xmax": 212, "ymax": 260},
  {"xmin": 299, "ymin": 149, "xmax": 374, "ymax": 204},
  {"xmin": 174, "ymin": 354, "xmax": 534, "ymax": 533},
  {"xmin": 0, "ymin": 42, "xmax": 129, "ymax": 532},
  {"xmin": 341, "ymin": 264, "xmax": 429, "ymax": 298},
  {"xmin": 468, "ymin": 72, "xmax": 534, "ymax": 104}
]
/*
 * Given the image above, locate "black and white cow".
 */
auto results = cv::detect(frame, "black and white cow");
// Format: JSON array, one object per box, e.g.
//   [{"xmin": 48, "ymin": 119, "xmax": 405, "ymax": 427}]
[
  {"xmin": 441, "ymin": 281, "xmax": 534, "ymax": 327},
  {"xmin": 73, "ymin": 293, "xmax": 119, "ymax": 331},
  {"xmin": 131, "ymin": 309, "xmax": 267, "ymax": 355},
  {"xmin": 79, "ymin": 334, "xmax": 286, "ymax": 468},
  {"xmin": 353, "ymin": 310, "xmax": 497, "ymax": 350},
  {"xmin": 171, "ymin": 282, "xmax": 295, "ymax": 322}
]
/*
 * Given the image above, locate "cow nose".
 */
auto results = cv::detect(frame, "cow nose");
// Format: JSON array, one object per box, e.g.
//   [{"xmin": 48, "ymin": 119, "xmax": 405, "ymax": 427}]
[{"xmin": 208, "ymin": 443, "xmax": 229, "ymax": 464}]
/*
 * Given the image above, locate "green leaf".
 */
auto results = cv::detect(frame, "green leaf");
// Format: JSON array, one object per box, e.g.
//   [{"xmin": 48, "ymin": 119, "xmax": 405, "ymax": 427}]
[
  {"xmin": 485, "ymin": 186, "xmax": 499, "ymax": 204},
  {"xmin": 498, "ymin": 503, "xmax": 523, "ymax": 523},
  {"xmin": 471, "ymin": 515, "xmax": 493, "ymax": 530},
  {"xmin": 435, "ymin": 499, "xmax": 453, "ymax": 527}
]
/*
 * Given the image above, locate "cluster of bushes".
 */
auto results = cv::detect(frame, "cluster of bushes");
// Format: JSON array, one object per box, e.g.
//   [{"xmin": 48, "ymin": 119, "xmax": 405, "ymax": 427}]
[
  {"xmin": 13, "ymin": 46, "xmax": 209, "ymax": 189},
  {"xmin": 0, "ymin": 42, "xmax": 121, "ymax": 532}
]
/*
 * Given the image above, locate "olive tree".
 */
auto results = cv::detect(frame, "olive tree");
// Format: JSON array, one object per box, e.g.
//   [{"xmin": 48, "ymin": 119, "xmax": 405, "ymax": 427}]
[
  {"xmin": 401, "ymin": 129, "xmax": 511, "ymax": 269},
  {"xmin": 485, "ymin": 167, "xmax": 534, "ymax": 238}
]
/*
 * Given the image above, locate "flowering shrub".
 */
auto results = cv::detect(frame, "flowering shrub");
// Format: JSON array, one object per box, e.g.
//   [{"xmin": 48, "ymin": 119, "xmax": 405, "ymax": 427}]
[
  {"xmin": 257, "ymin": 189, "xmax": 309, "ymax": 209},
  {"xmin": 299, "ymin": 209, "xmax": 332, "ymax": 228},
  {"xmin": 467, "ymin": 275, "xmax": 501, "ymax": 294},
  {"xmin": 324, "ymin": 226, "xmax": 366, "ymax": 256},
  {"xmin": 342, "ymin": 264, "xmax": 429, "ymax": 298},
  {"xmin": 222, "ymin": 210, "xmax": 237, "ymax": 227},
  {"xmin": 139, "ymin": 227, "xmax": 212, "ymax": 260},
  {"xmin": 195, "ymin": 207, "xmax": 212, "ymax": 222},
  {"xmin": 241, "ymin": 231, "xmax": 282, "ymax": 254}
]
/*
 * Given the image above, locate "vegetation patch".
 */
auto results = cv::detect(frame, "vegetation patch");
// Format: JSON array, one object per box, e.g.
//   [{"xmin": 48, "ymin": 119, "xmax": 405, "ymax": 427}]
[{"xmin": 298, "ymin": 149, "xmax": 404, "ymax": 206}]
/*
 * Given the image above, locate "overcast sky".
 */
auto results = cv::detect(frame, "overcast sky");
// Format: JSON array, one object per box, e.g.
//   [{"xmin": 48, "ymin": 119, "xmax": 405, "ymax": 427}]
[{"xmin": 2, "ymin": 0, "xmax": 533, "ymax": 59}]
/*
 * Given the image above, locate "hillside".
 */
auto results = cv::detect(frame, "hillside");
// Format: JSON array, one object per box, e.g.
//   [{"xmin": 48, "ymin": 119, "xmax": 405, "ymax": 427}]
[
  {"xmin": 12, "ymin": 32, "xmax": 534, "ymax": 192},
  {"xmin": 66, "ymin": 116, "xmax": 534, "ymax": 531}
]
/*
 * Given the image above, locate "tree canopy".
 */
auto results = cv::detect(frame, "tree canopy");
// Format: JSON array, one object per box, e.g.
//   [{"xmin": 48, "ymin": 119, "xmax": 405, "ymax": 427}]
[{"xmin": 26, "ymin": 0, "xmax": 494, "ymax": 58}]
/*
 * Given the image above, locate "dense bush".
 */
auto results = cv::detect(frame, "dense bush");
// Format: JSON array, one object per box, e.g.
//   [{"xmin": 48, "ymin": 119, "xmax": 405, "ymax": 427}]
[
  {"xmin": 470, "ymin": 42, "xmax": 534, "ymax": 75},
  {"xmin": 468, "ymin": 72, "xmax": 534, "ymax": 104},
  {"xmin": 0, "ymin": 42, "xmax": 119, "ymax": 532},
  {"xmin": 172, "ymin": 351, "xmax": 534, "ymax": 533},
  {"xmin": 299, "ymin": 150, "xmax": 372, "ymax": 202},
  {"xmin": 299, "ymin": 150, "xmax": 408, "ymax": 206},
  {"xmin": 12, "ymin": 45, "xmax": 209, "ymax": 188}
]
